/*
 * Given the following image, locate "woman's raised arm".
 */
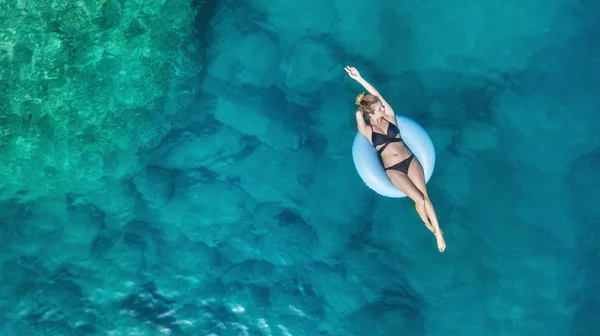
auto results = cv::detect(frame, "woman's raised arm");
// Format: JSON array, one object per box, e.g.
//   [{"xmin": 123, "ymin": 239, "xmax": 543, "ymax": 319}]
[{"xmin": 345, "ymin": 66, "xmax": 395, "ymax": 117}]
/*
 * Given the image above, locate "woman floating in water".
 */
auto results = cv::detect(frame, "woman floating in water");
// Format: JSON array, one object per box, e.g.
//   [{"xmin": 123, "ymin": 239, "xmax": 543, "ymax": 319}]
[{"xmin": 345, "ymin": 66, "xmax": 446, "ymax": 253}]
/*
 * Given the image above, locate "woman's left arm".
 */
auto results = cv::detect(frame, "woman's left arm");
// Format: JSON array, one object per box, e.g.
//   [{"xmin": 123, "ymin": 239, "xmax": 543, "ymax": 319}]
[
  {"xmin": 345, "ymin": 66, "xmax": 395, "ymax": 117},
  {"xmin": 355, "ymin": 76, "xmax": 395, "ymax": 117}
]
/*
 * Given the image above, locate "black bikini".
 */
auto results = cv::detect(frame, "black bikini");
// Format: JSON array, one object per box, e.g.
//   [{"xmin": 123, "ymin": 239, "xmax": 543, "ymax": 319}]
[{"xmin": 370, "ymin": 118, "xmax": 415, "ymax": 175}]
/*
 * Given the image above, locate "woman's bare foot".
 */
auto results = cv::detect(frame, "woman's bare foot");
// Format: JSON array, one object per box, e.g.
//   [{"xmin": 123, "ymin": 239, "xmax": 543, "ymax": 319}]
[{"xmin": 435, "ymin": 231, "xmax": 446, "ymax": 252}]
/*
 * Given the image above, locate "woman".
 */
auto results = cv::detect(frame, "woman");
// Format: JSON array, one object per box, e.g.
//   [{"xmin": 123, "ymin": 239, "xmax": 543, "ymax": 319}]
[{"xmin": 345, "ymin": 66, "xmax": 446, "ymax": 253}]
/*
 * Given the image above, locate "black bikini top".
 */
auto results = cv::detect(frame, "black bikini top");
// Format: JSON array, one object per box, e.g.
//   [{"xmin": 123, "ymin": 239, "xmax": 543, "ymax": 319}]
[{"xmin": 371, "ymin": 119, "xmax": 402, "ymax": 154}]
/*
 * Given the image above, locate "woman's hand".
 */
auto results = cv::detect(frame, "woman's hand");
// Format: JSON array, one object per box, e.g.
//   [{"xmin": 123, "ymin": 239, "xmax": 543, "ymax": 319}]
[{"xmin": 345, "ymin": 66, "xmax": 362, "ymax": 80}]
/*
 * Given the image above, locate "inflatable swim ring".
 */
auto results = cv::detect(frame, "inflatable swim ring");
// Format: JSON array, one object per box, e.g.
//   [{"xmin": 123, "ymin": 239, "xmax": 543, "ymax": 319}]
[{"xmin": 352, "ymin": 115, "xmax": 436, "ymax": 198}]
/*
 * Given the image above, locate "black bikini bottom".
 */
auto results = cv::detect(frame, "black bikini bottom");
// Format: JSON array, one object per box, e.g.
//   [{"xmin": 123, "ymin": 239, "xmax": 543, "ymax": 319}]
[{"xmin": 384, "ymin": 154, "xmax": 415, "ymax": 175}]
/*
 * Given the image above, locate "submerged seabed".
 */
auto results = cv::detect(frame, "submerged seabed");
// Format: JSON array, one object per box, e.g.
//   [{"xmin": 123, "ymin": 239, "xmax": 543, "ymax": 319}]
[{"xmin": 0, "ymin": 0, "xmax": 599, "ymax": 335}]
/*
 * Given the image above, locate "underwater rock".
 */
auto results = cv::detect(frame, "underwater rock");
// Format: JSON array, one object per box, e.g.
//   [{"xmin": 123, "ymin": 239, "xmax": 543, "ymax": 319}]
[
  {"xmin": 155, "ymin": 128, "xmax": 248, "ymax": 170},
  {"xmin": 63, "ymin": 198, "xmax": 105, "ymax": 246},
  {"xmin": 213, "ymin": 97, "xmax": 300, "ymax": 150},
  {"xmin": 256, "ymin": 223, "xmax": 317, "ymax": 266},
  {"xmin": 458, "ymin": 121, "xmax": 499, "ymax": 153},
  {"xmin": 206, "ymin": 29, "xmax": 283, "ymax": 87},
  {"xmin": 212, "ymin": 143, "xmax": 315, "ymax": 209},
  {"xmin": 119, "ymin": 281, "xmax": 186, "ymax": 335},
  {"xmin": 252, "ymin": 0, "xmax": 337, "ymax": 45},
  {"xmin": 220, "ymin": 259, "xmax": 288, "ymax": 288},
  {"xmin": 433, "ymin": 155, "xmax": 472, "ymax": 208},
  {"xmin": 303, "ymin": 156, "xmax": 370, "ymax": 257},
  {"xmin": 131, "ymin": 166, "xmax": 176, "ymax": 210},
  {"xmin": 158, "ymin": 180, "xmax": 252, "ymax": 247},
  {"xmin": 0, "ymin": 0, "xmax": 202, "ymax": 200},
  {"xmin": 428, "ymin": 125, "xmax": 456, "ymax": 155},
  {"xmin": 279, "ymin": 38, "xmax": 338, "ymax": 102},
  {"xmin": 307, "ymin": 263, "xmax": 368, "ymax": 324}
]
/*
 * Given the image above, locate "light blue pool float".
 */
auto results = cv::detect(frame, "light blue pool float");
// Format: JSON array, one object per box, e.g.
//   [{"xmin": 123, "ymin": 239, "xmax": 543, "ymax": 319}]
[{"xmin": 352, "ymin": 115, "xmax": 436, "ymax": 198}]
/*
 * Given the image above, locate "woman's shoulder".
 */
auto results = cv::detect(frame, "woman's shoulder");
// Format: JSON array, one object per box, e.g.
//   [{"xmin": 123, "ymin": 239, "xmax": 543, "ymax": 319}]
[{"xmin": 382, "ymin": 115, "xmax": 397, "ymax": 126}]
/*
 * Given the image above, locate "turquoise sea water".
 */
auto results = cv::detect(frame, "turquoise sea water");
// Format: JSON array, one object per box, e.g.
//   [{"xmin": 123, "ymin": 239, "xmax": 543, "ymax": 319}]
[{"xmin": 1, "ymin": 0, "xmax": 599, "ymax": 335}]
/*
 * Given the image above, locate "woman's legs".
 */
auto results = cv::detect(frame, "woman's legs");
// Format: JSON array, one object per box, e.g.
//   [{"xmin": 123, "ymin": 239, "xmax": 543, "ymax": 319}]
[
  {"xmin": 406, "ymin": 158, "xmax": 446, "ymax": 252},
  {"xmin": 385, "ymin": 170, "xmax": 432, "ymax": 231},
  {"xmin": 386, "ymin": 158, "xmax": 446, "ymax": 252},
  {"xmin": 406, "ymin": 158, "xmax": 442, "ymax": 235}
]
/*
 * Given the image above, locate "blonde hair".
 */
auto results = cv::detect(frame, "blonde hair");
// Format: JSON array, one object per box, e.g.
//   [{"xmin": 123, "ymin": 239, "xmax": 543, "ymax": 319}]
[{"xmin": 355, "ymin": 93, "xmax": 380, "ymax": 115}]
